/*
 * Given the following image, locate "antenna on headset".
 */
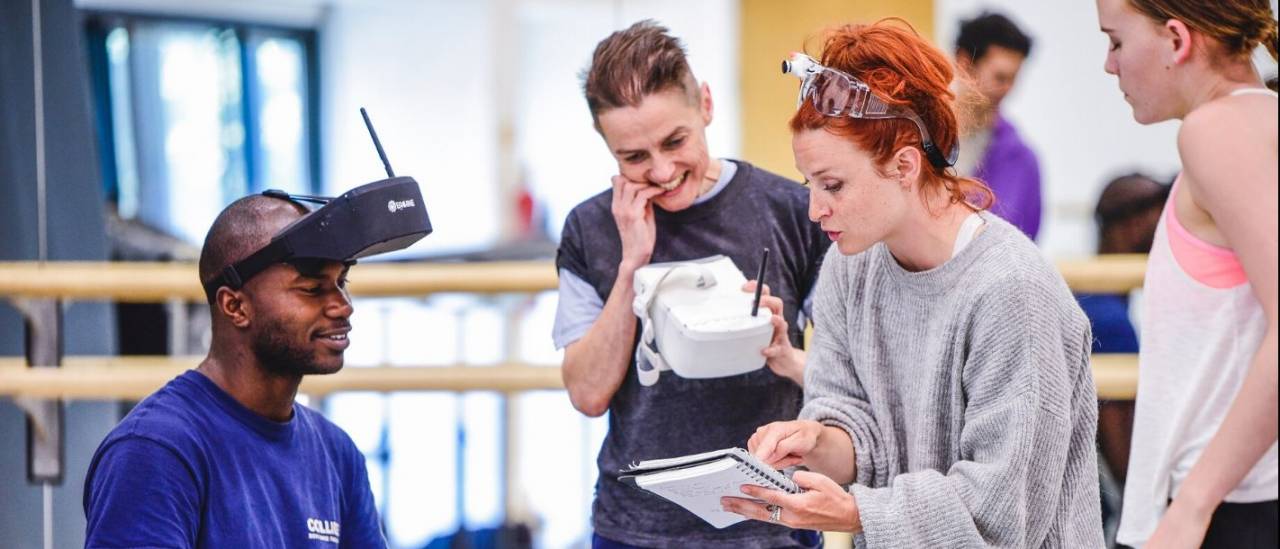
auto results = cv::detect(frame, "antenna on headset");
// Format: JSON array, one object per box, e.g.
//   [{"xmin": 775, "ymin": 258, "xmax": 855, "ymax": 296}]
[{"xmin": 360, "ymin": 107, "xmax": 396, "ymax": 178}]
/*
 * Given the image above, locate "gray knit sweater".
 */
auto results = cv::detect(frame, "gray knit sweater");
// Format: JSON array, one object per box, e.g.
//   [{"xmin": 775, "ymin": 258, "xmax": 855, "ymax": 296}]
[{"xmin": 800, "ymin": 214, "xmax": 1103, "ymax": 548}]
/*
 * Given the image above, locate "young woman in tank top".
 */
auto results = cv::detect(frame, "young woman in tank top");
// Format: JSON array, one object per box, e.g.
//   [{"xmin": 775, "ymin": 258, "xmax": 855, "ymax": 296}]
[{"xmin": 1097, "ymin": 0, "xmax": 1278, "ymax": 547}]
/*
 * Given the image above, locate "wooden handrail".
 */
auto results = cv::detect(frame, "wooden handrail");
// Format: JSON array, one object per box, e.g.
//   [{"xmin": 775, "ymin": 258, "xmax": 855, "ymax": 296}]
[
  {"xmin": 0, "ymin": 257, "xmax": 1146, "ymax": 401},
  {"xmin": 1090, "ymin": 354, "xmax": 1139, "ymax": 400},
  {"xmin": 0, "ymin": 255, "xmax": 1147, "ymax": 301},
  {"xmin": 0, "ymin": 354, "xmax": 1138, "ymax": 400},
  {"xmin": 0, "ymin": 261, "xmax": 559, "ymax": 302},
  {"xmin": 0, "ymin": 357, "xmax": 564, "ymax": 399},
  {"xmin": 1054, "ymin": 254, "xmax": 1148, "ymax": 294}
]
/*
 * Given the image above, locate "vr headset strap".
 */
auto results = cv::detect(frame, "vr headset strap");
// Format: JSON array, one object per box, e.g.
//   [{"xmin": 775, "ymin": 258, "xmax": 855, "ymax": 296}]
[
  {"xmin": 632, "ymin": 263, "xmax": 716, "ymax": 387},
  {"xmin": 202, "ymin": 238, "xmax": 291, "ymax": 300}
]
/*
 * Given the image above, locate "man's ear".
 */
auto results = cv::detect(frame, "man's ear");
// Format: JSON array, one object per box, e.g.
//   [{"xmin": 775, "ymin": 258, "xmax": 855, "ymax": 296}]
[
  {"xmin": 699, "ymin": 81, "xmax": 714, "ymax": 125},
  {"xmin": 1165, "ymin": 18, "xmax": 1194, "ymax": 65},
  {"xmin": 891, "ymin": 146, "xmax": 924, "ymax": 190},
  {"xmin": 216, "ymin": 287, "xmax": 252, "ymax": 328}
]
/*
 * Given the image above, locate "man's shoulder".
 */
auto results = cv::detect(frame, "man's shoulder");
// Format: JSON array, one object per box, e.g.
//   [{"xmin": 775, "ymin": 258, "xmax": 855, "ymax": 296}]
[
  {"xmin": 565, "ymin": 188, "xmax": 614, "ymax": 222},
  {"xmin": 296, "ymin": 404, "xmax": 356, "ymax": 444},
  {"xmin": 726, "ymin": 160, "xmax": 813, "ymax": 217},
  {"xmin": 295, "ymin": 403, "xmax": 365, "ymax": 462},
  {"xmin": 991, "ymin": 116, "xmax": 1038, "ymax": 159},
  {"xmin": 560, "ymin": 188, "xmax": 617, "ymax": 247},
  {"xmin": 88, "ymin": 375, "xmax": 217, "ymax": 494},
  {"xmin": 104, "ymin": 373, "xmax": 210, "ymax": 450},
  {"xmin": 289, "ymin": 404, "xmax": 375, "ymax": 488}
]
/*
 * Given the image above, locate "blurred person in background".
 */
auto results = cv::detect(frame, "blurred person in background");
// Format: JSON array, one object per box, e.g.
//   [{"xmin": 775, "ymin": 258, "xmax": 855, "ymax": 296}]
[
  {"xmin": 954, "ymin": 12, "xmax": 1044, "ymax": 240},
  {"xmin": 1097, "ymin": 0, "xmax": 1279, "ymax": 546},
  {"xmin": 1079, "ymin": 172, "xmax": 1169, "ymax": 375}
]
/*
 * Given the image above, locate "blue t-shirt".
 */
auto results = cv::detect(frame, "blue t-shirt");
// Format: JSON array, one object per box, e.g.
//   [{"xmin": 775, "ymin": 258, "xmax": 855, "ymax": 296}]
[
  {"xmin": 84, "ymin": 370, "xmax": 384, "ymax": 548},
  {"xmin": 1076, "ymin": 293, "xmax": 1139, "ymax": 354}
]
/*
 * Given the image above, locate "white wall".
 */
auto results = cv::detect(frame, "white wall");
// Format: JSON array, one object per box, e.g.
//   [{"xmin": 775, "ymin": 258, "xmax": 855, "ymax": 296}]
[
  {"xmin": 321, "ymin": 0, "xmax": 739, "ymax": 254},
  {"xmin": 318, "ymin": 4, "xmax": 741, "ymax": 547},
  {"xmin": 935, "ymin": 0, "xmax": 1279, "ymax": 258},
  {"xmin": 322, "ymin": 0, "xmax": 503, "ymax": 256},
  {"xmin": 516, "ymin": 0, "xmax": 740, "ymax": 239}
]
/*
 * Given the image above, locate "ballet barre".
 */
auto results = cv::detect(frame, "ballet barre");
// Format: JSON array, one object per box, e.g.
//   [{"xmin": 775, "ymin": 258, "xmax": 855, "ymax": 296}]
[
  {"xmin": 0, "ymin": 354, "xmax": 1137, "ymax": 400},
  {"xmin": 0, "ymin": 255, "xmax": 1146, "ymax": 301}
]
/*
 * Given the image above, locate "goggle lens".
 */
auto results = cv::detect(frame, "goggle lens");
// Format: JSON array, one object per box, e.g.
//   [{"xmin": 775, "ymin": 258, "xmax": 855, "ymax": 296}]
[
  {"xmin": 811, "ymin": 72, "xmax": 848, "ymax": 116},
  {"xmin": 785, "ymin": 53, "xmax": 956, "ymax": 168}
]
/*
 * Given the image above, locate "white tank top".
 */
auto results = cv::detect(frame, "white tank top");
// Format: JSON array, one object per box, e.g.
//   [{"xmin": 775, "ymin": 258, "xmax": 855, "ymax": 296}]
[{"xmin": 1117, "ymin": 87, "xmax": 1279, "ymax": 547}]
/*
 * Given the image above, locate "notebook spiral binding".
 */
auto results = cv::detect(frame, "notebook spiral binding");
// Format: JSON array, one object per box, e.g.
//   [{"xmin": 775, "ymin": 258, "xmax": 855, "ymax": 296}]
[{"xmin": 737, "ymin": 459, "xmax": 801, "ymax": 494}]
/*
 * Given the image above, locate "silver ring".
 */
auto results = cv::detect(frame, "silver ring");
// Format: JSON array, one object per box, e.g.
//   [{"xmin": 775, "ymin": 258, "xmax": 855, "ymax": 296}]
[{"xmin": 768, "ymin": 504, "xmax": 782, "ymax": 523}]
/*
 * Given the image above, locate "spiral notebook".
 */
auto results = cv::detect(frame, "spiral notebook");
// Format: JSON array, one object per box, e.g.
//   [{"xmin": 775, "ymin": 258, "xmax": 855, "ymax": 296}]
[{"xmin": 618, "ymin": 447, "xmax": 802, "ymax": 529}]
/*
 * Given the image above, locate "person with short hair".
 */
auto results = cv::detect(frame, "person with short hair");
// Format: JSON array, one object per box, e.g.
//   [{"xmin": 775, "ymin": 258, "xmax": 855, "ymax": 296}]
[
  {"xmin": 1097, "ymin": 0, "xmax": 1279, "ymax": 546},
  {"xmin": 954, "ymin": 12, "xmax": 1043, "ymax": 240},
  {"xmin": 720, "ymin": 20, "xmax": 1103, "ymax": 547},
  {"xmin": 555, "ymin": 19, "xmax": 830, "ymax": 548},
  {"xmin": 84, "ymin": 195, "xmax": 385, "ymax": 548}
]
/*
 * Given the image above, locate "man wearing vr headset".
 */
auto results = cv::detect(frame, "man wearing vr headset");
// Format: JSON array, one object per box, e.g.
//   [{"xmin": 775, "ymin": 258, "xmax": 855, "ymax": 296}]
[
  {"xmin": 84, "ymin": 194, "xmax": 398, "ymax": 547},
  {"xmin": 554, "ymin": 20, "xmax": 830, "ymax": 549}
]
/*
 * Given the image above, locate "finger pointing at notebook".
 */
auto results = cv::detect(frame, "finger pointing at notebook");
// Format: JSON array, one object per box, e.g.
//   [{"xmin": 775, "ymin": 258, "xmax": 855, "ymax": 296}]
[{"xmin": 749, "ymin": 420, "xmax": 823, "ymax": 469}]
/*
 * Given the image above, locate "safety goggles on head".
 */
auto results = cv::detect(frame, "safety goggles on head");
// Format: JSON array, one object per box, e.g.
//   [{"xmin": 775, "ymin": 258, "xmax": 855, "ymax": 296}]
[{"xmin": 781, "ymin": 52, "xmax": 958, "ymax": 169}]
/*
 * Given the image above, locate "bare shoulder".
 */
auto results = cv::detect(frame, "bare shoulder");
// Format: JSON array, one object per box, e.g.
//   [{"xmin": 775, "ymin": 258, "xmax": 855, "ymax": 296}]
[
  {"xmin": 1180, "ymin": 93, "xmax": 1277, "ymax": 152},
  {"xmin": 1178, "ymin": 93, "xmax": 1277, "ymax": 199}
]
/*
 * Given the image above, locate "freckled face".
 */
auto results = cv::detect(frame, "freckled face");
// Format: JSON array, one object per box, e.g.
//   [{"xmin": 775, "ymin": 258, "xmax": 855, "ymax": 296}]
[
  {"xmin": 1097, "ymin": 0, "xmax": 1182, "ymax": 124},
  {"xmin": 794, "ymin": 128, "xmax": 909, "ymax": 255}
]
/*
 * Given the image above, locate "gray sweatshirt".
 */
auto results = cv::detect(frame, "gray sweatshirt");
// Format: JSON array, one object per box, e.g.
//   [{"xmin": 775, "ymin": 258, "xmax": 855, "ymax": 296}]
[{"xmin": 801, "ymin": 214, "xmax": 1103, "ymax": 548}]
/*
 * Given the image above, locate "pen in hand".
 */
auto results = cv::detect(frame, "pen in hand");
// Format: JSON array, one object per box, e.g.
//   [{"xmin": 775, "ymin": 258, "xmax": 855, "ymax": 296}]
[{"xmin": 751, "ymin": 248, "xmax": 770, "ymax": 317}]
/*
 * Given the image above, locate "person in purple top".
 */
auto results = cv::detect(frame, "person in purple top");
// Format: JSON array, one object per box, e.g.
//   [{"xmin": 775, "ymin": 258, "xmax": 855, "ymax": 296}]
[
  {"xmin": 84, "ymin": 195, "xmax": 385, "ymax": 548},
  {"xmin": 954, "ymin": 12, "xmax": 1044, "ymax": 240}
]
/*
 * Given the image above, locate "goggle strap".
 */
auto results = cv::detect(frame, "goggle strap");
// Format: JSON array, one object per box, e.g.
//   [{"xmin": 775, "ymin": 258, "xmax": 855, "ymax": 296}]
[
  {"xmin": 896, "ymin": 109, "xmax": 957, "ymax": 169},
  {"xmin": 201, "ymin": 238, "xmax": 292, "ymax": 301},
  {"xmin": 922, "ymin": 142, "xmax": 953, "ymax": 170}
]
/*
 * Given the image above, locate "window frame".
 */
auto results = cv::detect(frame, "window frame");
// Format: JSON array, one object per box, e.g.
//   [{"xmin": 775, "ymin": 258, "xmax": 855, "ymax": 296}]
[{"xmin": 82, "ymin": 10, "xmax": 322, "ymax": 201}]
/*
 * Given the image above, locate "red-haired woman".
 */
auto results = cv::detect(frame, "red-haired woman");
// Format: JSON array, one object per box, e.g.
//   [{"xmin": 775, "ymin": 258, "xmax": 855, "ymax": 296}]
[
  {"xmin": 1096, "ymin": 0, "xmax": 1278, "ymax": 547},
  {"xmin": 721, "ymin": 20, "xmax": 1104, "ymax": 546}
]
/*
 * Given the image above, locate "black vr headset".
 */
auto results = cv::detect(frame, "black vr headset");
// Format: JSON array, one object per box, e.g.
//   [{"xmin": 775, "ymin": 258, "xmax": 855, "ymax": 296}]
[{"xmin": 202, "ymin": 109, "xmax": 433, "ymax": 300}]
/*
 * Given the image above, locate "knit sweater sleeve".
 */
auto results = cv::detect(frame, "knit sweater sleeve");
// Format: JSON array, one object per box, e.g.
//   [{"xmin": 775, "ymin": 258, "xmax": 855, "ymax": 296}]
[
  {"xmin": 798, "ymin": 249, "xmax": 889, "ymax": 488},
  {"xmin": 851, "ymin": 267, "xmax": 1099, "ymax": 548}
]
